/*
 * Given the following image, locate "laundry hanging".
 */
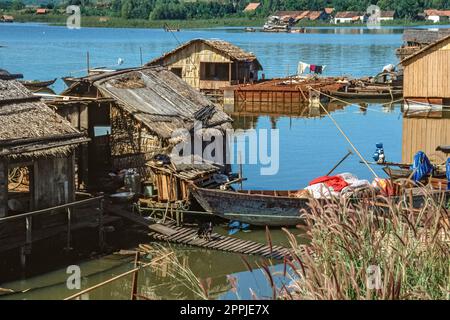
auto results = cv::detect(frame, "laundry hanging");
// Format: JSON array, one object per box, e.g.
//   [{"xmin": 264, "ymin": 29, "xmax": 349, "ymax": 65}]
[{"xmin": 297, "ymin": 61, "xmax": 310, "ymax": 75}]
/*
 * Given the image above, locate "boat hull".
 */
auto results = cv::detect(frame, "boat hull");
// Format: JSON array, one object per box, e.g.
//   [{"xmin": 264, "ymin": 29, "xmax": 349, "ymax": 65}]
[
  {"xmin": 331, "ymin": 90, "xmax": 403, "ymax": 100},
  {"xmin": 190, "ymin": 187, "xmax": 308, "ymax": 226}
]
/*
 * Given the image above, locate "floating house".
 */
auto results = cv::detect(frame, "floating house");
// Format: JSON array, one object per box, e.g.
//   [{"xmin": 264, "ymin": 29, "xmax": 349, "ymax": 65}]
[
  {"xmin": 401, "ymin": 34, "xmax": 450, "ymax": 108},
  {"xmin": 58, "ymin": 66, "xmax": 233, "ymax": 198},
  {"xmin": 146, "ymin": 39, "xmax": 263, "ymax": 99}
]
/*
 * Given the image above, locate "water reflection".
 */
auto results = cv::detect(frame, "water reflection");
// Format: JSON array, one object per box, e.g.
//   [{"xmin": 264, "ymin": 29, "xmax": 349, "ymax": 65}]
[{"xmin": 402, "ymin": 110, "xmax": 450, "ymax": 164}]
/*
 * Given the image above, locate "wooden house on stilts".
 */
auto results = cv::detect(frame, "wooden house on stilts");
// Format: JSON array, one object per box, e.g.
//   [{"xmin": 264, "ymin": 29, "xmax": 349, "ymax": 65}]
[
  {"xmin": 146, "ymin": 39, "xmax": 263, "ymax": 101},
  {"xmin": 0, "ymin": 80, "xmax": 109, "ymax": 264},
  {"xmin": 58, "ymin": 66, "xmax": 233, "ymax": 203}
]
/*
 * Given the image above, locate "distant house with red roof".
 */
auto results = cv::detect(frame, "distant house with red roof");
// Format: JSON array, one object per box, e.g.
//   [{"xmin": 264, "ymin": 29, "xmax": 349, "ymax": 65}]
[
  {"xmin": 243, "ymin": 2, "xmax": 261, "ymax": 12},
  {"xmin": 36, "ymin": 8, "xmax": 49, "ymax": 15},
  {"xmin": 379, "ymin": 11, "xmax": 396, "ymax": 21},
  {"xmin": 424, "ymin": 9, "xmax": 450, "ymax": 23},
  {"xmin": 273, "ymin": 10, "xmax": 330, "ymax": 23},
  {"xmin": 325, "ymin": 8, "xmax": 335, "ymax": 15},
  {"xmin": 334, "ymin": 11, "xmax": 365, "ymax": 24}
]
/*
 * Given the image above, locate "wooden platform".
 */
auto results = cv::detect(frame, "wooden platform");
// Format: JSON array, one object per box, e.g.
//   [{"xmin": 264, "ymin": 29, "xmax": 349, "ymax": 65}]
[
  {"xmin": 108, "ymin": 205, "xmax": 290, "ymax": 260},
  {"xmin": 147, "ymin": 224, "xmax": 290, "ymax": 260}
]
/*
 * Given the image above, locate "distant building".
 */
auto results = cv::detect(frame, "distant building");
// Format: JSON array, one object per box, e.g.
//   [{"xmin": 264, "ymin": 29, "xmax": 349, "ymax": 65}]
[
  {"xmin": 146, "ymin": 39, "xmax": 263, "ymax": 96},
  {"xmin": 36, "ymin": 8, "xmax": 49, "ymax": 15},
  {"xmin": 401, "ymin": 34, "xmax": 450, "ymax": 107},
  {"xmin": 272, "ymin": 10, "xmax": 330, "ymax": 23},
  {"xmin": 324, "ymin": 8, "xmax": 335, "ymax": 15},
  {"xmin": 243, "ymin": 2, "xmax": 261, "ymax": 12},
  {"xmin": 424, "ymin": 9, "xmax": 450, "ymax": 23},
  {"xmin": 379, "ymin": 11, "xmax": 396, "ymax": 21},
  {"xmin": 0, "ymin": 15, "xmax": 14, "ymax": 23},
  {"xmin": 334, "ymin": 12, "xmax": 365, "ymax": 24}
]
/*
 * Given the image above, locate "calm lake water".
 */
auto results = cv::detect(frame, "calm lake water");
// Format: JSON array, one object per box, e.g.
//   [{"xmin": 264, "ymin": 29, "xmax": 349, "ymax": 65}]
[{"xmin": 0, "ymin": 23, "xmax": 446, "ymax": 300}]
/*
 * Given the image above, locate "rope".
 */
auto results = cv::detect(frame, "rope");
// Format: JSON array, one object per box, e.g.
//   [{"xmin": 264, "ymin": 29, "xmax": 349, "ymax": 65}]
[
  {"xmin": 310, "ymin": 92, "xmax": 380, "ymax": 179},
  {"xmin": 313, "ymin": 86, "xmax": 405, "ymax": 109}
]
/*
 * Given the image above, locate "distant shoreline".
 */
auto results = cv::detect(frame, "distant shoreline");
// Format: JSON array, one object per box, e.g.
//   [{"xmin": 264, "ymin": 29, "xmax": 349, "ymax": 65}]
[{"xmin": 7, "ymin": 13, "xmax": 450, "ymax": 30}]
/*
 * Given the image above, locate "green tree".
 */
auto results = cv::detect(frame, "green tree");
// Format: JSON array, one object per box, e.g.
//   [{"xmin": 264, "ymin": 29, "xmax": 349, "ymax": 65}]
[{"xmin": 11, "ymin": 0, "xmax": 25, "ymax": 11}]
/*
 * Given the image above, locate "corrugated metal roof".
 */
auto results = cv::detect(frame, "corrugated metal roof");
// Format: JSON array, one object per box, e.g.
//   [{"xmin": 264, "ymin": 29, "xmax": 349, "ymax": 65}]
[{"xmin": 93, "ymin": 67, "xmax": 232, "ymax": 139}]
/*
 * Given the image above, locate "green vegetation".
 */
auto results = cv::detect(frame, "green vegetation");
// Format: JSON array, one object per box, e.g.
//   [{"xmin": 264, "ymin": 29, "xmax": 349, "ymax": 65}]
[{"xmin": 1, "ymin": 0, "xmax": 450, "ymax": 29}]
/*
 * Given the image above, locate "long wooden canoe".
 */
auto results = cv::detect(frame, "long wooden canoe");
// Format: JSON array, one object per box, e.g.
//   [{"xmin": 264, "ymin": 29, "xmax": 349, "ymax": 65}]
[
  {"xmin": 330, "ymin": 88, "xmax": 403, "ymax": 100},
  {"xmin": 20, "ymin": 78, "xmax": 56, "ymax": 89},
  {"xmin": 190, "ymin": 187, "xmax": 310, "ymax": 227},
  {"xmin": 190, "ymin": 186, "xmax": 449, "ymax": 227}
]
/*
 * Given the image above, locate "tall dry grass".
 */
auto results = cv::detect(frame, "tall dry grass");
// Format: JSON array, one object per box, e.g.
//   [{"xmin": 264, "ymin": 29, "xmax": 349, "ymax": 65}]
[
  {"xmin": 281, "ymin": 190, "xmax": 450, "ymax": 300},
  {"xmin": 145, "ymin": 189, "xmax": 449, "ymax": 300}
]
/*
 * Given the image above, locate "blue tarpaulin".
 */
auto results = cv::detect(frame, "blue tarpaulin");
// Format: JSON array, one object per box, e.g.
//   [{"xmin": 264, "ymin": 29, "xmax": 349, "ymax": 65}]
[{"xmin": 412, "ymin": 151, "xmax": 433, "ymax": 182}]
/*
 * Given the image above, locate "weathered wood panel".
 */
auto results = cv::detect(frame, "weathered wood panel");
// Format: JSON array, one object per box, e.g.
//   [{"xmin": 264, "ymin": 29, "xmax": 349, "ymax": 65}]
[
  {"xmin": 402, "ymin": 117, "xmax": 450, "ymax": 163},
  {"xmin": 34, "ymin": 155, "xmax": 75, "ymax": 210},
  {"xmin": 0, "ymin": 161, "xmax": 7, "ymax": 217},
  {"xmin": 403, "ymin": 38, "xmax": 450, "ymax": 99}
]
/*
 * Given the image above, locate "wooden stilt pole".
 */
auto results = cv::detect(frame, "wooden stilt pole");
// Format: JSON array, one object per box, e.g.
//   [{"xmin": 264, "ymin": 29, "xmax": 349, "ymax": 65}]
[{"xmin": 130, "ymin": 252, "xmax": 139, "ymax": 300}]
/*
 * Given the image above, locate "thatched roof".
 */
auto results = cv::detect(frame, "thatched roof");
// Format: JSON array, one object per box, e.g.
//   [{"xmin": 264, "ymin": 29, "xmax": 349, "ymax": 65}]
[
  {"xmin": 401, "ymin": 34, "xmax": 450, "ymax": 65},
  {"xmin": 147, "ymin": 39, "xmax": 263, "ymax": 70},
  {"xmin": 402, "ymin": 28, "xmax": 450, "ymax": 45},
  {"xmin": 72, "ymin": 66, "xmax": 232, "ymax": 140},
  {"xmin": 0, "ymin": 80, "xmax": 88, "ymax": 159}
]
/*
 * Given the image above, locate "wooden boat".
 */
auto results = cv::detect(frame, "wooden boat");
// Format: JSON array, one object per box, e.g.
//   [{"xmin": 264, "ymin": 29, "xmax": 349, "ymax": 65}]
[
  {"xmin": 191, "ymin": 185, "xmax": 449, "ymax": 227},
  {"xmin": 330, "ymin": 87, "xmax": 403, "ymax": 100},
  {"xmin": 19, "ymin": 78, "xmax": 56, "ymax": 89},
  {"xmin": 191, "ymin": 187, "xmax": 310, "ymax": 227}
]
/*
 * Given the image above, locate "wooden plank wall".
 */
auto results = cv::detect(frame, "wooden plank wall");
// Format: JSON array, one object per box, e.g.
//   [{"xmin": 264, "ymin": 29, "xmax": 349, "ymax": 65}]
[
  {"xmin": 403, "ymin": 40, "xmax": 450, "ymax": 99},
  {"xmin": 160, "ymin": 42, "xmax": 231, "ymax": 90},
  {"xmin": 402, "ymin": 117, "xmax": 450, "ymax": 163},
  {"xmin": 0, "ymin": 161, "xmax": 7, "ymax": 217},
  {"xmin": 34, "ymin": 155, "xmax": 75, "ymax": 210}
]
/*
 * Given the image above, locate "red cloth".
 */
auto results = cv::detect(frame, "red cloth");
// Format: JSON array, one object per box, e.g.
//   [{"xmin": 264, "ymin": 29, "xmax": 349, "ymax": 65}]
[
  {"xmin": 308, "ymin": 175, "xmax": 349, "ymax": 192},
  {"xmin": 310, "ymin": 64, "xmax": 316, "ymax": 73}
]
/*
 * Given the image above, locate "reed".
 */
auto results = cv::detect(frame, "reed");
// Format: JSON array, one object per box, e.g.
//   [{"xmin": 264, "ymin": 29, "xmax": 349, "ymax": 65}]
[{"xmin": 281, "ymin": 190, "xmax": 450, "ymax": 300}]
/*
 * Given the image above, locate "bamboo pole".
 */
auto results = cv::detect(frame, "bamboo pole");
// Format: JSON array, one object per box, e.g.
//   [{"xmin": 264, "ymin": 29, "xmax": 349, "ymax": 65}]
[
  {"xmin": 317, "ymin": 99, "xmax": 379, "ymax": 179},
  {"xmin": 64, "ymin": 253, "xmax": 173, "ymax": 300},
  {"xmin": 130, "ymin": 252, "xmax": 139, "ymax": 300}
]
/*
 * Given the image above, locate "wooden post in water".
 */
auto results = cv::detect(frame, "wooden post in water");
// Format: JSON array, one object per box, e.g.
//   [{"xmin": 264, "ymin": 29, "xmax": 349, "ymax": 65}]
[
  {"xmin": 130, "ymin": 252, "xmax": 140, "ymax": 300},
  {"xmin": 65, "ymin": 207, "xmax": 72, "ymax": 251},
  {"xmin": 86, "ymin": 51, "xmax": 90, "ymax": 75},
  {"xmin": 20, "ymin": 215, "xmax": 33, "ymax": 269},
  {"xmin": 98, "ymin": 199, "xmax": 105, "ymax": 250}
]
